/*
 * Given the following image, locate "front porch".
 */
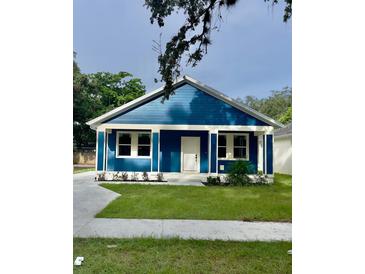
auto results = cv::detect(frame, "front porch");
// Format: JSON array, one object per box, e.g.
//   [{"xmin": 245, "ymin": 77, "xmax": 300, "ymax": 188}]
[{"xmin": 95, "ymin": 125, "xmax": 274, "ymax": 178}]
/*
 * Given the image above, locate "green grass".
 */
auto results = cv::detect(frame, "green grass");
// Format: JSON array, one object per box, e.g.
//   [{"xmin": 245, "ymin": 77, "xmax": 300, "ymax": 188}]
[
  {"xmin": 96, "ymin": 174, "xmax": 291, "ymax": 222},
  {"xmin": 73, "ymin": 167, "xmax": 95, "ymax": 174},
  {"xmin": 73, "ymin": 238, "xmax": 292, "ymax": 273}
]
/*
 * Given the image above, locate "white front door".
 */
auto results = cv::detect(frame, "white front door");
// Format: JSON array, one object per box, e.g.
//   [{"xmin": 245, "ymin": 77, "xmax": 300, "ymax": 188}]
[{"xmin": 181, "ymin": 137, "xmax": 200, "ymax": 173}]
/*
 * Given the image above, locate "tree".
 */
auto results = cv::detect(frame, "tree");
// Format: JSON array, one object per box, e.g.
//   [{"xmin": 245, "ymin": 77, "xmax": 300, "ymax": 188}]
[
  {"xmin": 73, "ymin": 56, "xmax": 146, "ymax": 147},
  {"xmin": 278, "ymin": 106, "xmax": 291, "ymax": 124},
  {"xmin": 144, "ymin": 0, "xmax": 292, "ymax": 99},
  {"xmin": 235, "ymin": 87, "xmax": 292, "ymax": 124}
]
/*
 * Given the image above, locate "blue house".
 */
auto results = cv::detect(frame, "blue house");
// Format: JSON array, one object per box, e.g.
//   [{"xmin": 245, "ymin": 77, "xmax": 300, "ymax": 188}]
[{"xmin": 87, "ymin": 76, "xmax": 283, "ymax": 179}]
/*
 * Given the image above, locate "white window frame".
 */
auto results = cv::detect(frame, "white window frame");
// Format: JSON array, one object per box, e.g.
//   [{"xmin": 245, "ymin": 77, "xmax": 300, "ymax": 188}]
[
  {"xmin": 217, "ymin": 133, "xmax": 249, "ymax": 161},
  {"xmin": 116, "ymin": 131, "xmax": 151, "ymax": 159}
]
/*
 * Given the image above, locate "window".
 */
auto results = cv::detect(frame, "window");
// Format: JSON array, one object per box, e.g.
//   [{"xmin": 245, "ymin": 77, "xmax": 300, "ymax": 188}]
[
  {"xmin": 218, "ymin": 133, "xmax": 249, "ymax": 160},
  {"xmin": 116, "ymin": 131, "xmax": 151, "ymax": 158},
  {"xmin": 138, "ymin": 133, "xmax": 151, "ymax": 156},
  {"xmin": 117, "ymin": 133, "xmax": 131, "ymax": 156},
  {"xmin": 233, "ymin": 135, "xmax": 247, "ymax": 159},
  {"xmin": 218, "ymin": 135, "xmax": 226, "ymax": 158}
]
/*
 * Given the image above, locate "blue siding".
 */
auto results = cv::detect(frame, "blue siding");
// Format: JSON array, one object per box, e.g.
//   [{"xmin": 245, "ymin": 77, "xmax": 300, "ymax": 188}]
[
  {"xmin": 266, "ymin": 135, "xmax": 273, "ymax": 174},
  {"xmin": 106, "ymin": 84, "xmax": 269, "ymax": 126},
  {"xmin": 218, "ymin": 132, "xmax": 258, "ymax": 174},
  {"xmin": 152, "ymin": 132, "xmax": 159, "ymax": 172},
  {"xmin": 97, "ymin": 131, "xmax": 104, "ymax": 171},
  {"xmin": 210, "ymin": 133, "xmax": 217, "ymax": 173},
  {"xmin": 106, "ymin": 130, "xmax": 151, "ymax": 172},
  {"xmin": 160, "ymin": 130, "xmax": 209, "ymax": 173}
]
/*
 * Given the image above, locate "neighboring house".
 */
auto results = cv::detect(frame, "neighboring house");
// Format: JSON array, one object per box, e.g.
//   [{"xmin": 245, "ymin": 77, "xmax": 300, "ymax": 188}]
[
  {"xmin": 87, "ymin": 76, "xmax": 283, "ymax": 178},
  {"xmin": 273, "ymin": 123, "xmax": 292, "ymax": 175}
]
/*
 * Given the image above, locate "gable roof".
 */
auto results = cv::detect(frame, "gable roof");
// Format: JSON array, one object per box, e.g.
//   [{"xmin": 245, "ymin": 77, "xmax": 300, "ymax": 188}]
[{"xmin": 87, "ymin": 75, "xmax": 284, "ymax": 129}]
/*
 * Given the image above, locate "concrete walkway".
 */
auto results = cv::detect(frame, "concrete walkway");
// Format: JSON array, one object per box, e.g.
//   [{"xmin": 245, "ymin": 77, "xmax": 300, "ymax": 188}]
[
  {"xmin": 75, "ymin": 219, "xmax": 291, "ymax": 241},
  {"xmin": 73, "ymin": 171, "xmax": 120, "ymax": 233},
  {"xmin": 74, "ymin": 172, "xmax": 292, "ymax": 241}
]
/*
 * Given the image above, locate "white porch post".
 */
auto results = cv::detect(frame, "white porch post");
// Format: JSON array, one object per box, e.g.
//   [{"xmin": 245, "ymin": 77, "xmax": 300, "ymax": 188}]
[{"xmin": 257, "ymin": 134, "xmax": 264, "ymax": 173}]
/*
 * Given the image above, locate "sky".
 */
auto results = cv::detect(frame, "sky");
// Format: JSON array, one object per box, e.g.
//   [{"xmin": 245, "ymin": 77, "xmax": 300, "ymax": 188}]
[{"xmin": 74, "ymin": 0, "xmax": 291, "ymax": 99}]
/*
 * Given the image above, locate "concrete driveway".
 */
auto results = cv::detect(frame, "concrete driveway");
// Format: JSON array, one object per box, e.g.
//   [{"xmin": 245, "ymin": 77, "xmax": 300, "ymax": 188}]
[{"xmin": 73, "ymin": 171, "xmax": 120, "ymax": 234}]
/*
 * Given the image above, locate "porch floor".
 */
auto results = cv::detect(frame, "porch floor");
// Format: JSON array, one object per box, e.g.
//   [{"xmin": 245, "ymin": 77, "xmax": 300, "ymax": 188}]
[{"xmin": 164, "ymin": 173, "xmax": 207, "ymax": 185}]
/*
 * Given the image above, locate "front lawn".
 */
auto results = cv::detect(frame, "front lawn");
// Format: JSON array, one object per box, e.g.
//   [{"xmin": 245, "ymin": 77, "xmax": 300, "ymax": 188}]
[
  {"xmin": 73, "ymin": 238, "xmax": 292, "ymax": 273},
  {"xmin": 97, "ymin": 174, "xmax": 291, "ymax": 222}
]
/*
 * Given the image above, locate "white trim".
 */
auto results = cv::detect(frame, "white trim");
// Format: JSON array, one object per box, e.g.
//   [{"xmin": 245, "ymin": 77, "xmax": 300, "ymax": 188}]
[
  {"xmin": 217, "ymin": 133, "xmax": 250, "ymax": 161},
  {"xmin": 115, "ymin": 131, "xmax": 152, "ymax": 159},
  {"xmin": 87, "ymin": 75, "xmax": 284, "ymax": 129},
  {"xmin": 95, "ymin": 130, "xmax": 99, "ymax": 171},
  {"xmin": 257, "ymin": 135, "xmax": 263, "ymax": 172},
  {"xmin": 97, "ymin": 123, "xmax": 274, "ymax": 133}
]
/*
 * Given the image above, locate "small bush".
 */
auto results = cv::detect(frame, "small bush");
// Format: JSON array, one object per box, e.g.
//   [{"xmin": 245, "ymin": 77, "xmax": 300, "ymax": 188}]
[
  {"xmin": 206, "ymin": 176, "xmax": 221, "ymax": 185},
  {"xmin": 157, "ymin": 172, "xmax": 164, "ymax": 182},
  {"xmin": 131, "ymin": 172, "xmax": 138, "ymax": 181},
  {"xmin": 142, "ymin": 172, "xmax": 149, "ymax": 181},
  {"xmin": 113, "ymin": 172, "xmax": 121, "ymax": 180},
  {"xmin": 253, "ymin": 172, "xmax": 269, "ymax": 184},
  {"xmin": 96, "ymin": 172, "xmax": 106, "ymax": 181},
  {"xmin": 226, "ymin": 161, "xmax": 252, "ymax": 186},
  {"xmin": 121, "ymin": 172, "xmax": 128, "ymax": 181}
]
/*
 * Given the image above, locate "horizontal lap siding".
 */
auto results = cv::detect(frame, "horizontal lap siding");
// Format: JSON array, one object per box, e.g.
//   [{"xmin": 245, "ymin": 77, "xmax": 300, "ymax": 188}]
[
  {"xmin": 106, "ymin": 84, "xmax": 269, "ymax": 126},
  {"xmin": 106, "ymin": 130, "xmax": 151, "ymax": 172}
]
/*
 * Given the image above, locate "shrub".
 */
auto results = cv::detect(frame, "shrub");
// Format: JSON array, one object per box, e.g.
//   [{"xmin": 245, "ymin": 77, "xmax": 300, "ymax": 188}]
[
  {"xmin": 157, "ymin": 172, "xmax": 164, "ymax": 182},
  {"xmin": 226, "ymin": 161, "xmax": 252, "ymax": 186},
  {"xmin": 206, "ymin": 176, "xmax": 221, "ymax": 185},
  {"xmin": 121, "ymin": 172, "xmax": 128, "ymax": 181},
  {"xmin": 253, "ymin": 171, "xmax": 269, "ymax": 184},
  {"xmin": 96, "ymin": 172, "xmax": 106, "ymax": 181},
  {"xmin": 142, "ymin": 171, "xmax": 149, "ymax": 181}
]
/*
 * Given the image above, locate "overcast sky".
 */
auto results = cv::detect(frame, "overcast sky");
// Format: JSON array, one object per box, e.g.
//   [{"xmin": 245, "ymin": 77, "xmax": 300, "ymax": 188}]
[{"xmin": 74, "ymin": 0, "xmax": 291, "ymax": 99}]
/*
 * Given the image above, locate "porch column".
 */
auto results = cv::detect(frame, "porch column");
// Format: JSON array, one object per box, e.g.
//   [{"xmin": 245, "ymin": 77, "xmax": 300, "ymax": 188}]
[
  {"xmin": 96, "ymin": 129, "xmax": 106, "ymax": 172},
  {"xmin": 257, "ymin": 134, "xmax": 264, "ymax": 172},
  {"xmin": 209, "ymin": 130, "xmax": 218, "ymax": 174},
  {"xmin": 152, "ymin": 130, "xmax": 159, "ymax": 172}
]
